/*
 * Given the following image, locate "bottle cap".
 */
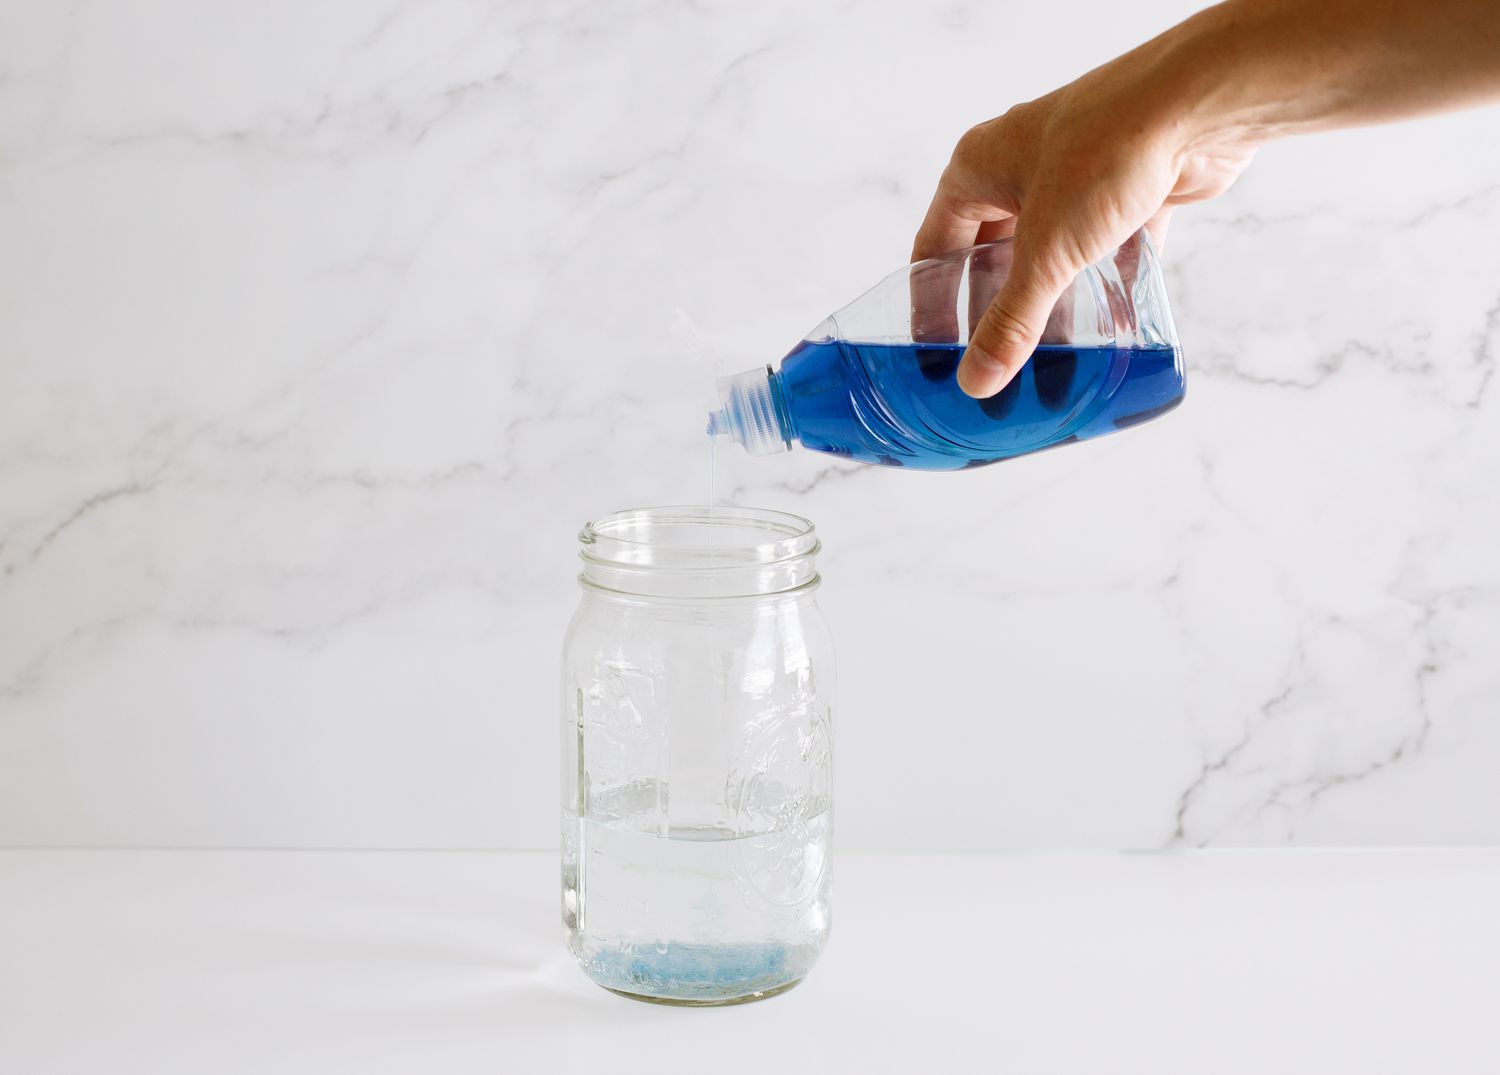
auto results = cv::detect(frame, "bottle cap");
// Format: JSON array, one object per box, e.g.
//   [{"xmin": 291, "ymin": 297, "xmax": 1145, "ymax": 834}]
[{"xmin": 707, "ymin": 366, "xmax": 790, "ymax": 456}]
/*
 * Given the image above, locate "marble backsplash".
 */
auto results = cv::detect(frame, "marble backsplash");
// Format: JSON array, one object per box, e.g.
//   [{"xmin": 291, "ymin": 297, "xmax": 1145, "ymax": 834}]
[{"xmin": 1, "ymin": 0, "xmax": 1497, "ymax": 848}]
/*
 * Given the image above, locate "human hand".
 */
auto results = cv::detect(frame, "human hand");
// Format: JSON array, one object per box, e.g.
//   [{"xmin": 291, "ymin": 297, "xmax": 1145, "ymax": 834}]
[{"xmin": 913, "ymin": 36, "xmax": 1256, "ymax": 397}]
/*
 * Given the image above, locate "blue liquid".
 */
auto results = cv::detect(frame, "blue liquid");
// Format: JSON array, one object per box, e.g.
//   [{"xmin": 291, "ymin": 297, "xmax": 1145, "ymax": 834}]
[
  {"xmin": 578, "ymin": 941, "xmax": 809, "ymax": 1003},
  {"xmin": 772, "ymin": 340, "xmax": 1185, "ymax": 470}
]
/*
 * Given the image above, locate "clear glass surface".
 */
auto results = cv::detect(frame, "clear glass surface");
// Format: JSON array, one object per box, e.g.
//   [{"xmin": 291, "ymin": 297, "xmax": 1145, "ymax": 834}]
[{"xmin": 561, "ymin": 506, "xmax": 835, "ymax": 1004}]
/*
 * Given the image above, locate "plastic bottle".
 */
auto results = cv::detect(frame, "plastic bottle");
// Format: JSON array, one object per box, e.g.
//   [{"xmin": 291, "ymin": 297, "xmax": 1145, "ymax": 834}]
[{"xmin": 707, "ymin": 229, "xmax": 1184, "ymax": 470}]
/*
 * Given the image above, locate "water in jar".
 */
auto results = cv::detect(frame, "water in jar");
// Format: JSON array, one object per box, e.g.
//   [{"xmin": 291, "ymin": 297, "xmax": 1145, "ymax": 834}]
[{"xmin": 563, "ymin": 778, "xmax": 831, "ymax": 1003}]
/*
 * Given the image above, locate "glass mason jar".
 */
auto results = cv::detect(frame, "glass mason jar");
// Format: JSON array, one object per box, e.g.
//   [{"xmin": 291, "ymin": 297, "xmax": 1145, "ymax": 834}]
[{"xmin": 561, "ymin": 506, "xmax": 834, "ymax": 1005}]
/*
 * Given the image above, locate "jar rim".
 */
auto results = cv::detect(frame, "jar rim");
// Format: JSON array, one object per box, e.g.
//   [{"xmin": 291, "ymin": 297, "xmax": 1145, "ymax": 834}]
[{"xmin": 578, "ymin": 506, "xmax": 820, "ymax": 596}]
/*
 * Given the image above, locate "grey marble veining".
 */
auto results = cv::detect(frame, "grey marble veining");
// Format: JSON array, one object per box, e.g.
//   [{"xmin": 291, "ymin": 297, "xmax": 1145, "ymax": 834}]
[{"xmin": 1, "ymin": 0, "xmax": 1497, "ymax": 848}]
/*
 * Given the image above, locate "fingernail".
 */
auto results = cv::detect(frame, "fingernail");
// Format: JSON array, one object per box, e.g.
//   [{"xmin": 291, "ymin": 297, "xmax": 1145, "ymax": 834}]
[{"xmin": 957, "ymin": 346, "xmax": 1011, "ymax": 399}]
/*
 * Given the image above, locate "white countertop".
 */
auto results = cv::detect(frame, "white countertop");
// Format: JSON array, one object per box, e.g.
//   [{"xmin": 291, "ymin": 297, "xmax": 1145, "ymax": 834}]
[{"xmin": 2, "ymin": 849, "xmax": 1495, "ymax": 1074}]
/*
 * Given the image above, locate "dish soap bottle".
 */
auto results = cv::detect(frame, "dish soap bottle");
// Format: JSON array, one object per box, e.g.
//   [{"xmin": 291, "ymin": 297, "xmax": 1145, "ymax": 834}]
[{"xmin": 707, "ymin": 229, "xmax": 1184, "ymax": 470}]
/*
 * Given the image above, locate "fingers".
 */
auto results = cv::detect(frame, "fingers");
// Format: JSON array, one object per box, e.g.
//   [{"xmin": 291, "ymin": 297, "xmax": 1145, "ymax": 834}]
[
  {"xmin": 911, "ymin": 190, "xmax": 983, "ymax": 262},
  {"xmin": 910, "ymin": 257, "xmax": 962, "ymax": 344},
  {"xmin": 912, "ymin": 126, "xmax": 1015, "ymax": 260},
  {"xmin": 909, "ymin": 179, "xmax": 1011, "ymax": 344},
  {"xmin": 975, "ymin": 217, "xmax": 1018, "ymax": 244},
  {"xmin": 957, "ymin": 229, "xmax": 1082, "ymax": 398},
  {"xmin": 1143, "ymin": 205, "xmax": 1174, "ymax": 251}
]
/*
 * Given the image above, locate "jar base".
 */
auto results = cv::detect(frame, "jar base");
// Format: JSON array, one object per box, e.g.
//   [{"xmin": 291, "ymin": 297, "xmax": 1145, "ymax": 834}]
[{"xmin": 601, "ymin": 977, "xmax": 803, "ymax": 1007}]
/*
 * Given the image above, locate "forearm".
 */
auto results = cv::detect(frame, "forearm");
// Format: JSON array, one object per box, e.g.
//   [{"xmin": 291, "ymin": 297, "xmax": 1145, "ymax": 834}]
[{"xmin": 1159, "ymin": 0, "xmax": 1500, "ymax": 147}]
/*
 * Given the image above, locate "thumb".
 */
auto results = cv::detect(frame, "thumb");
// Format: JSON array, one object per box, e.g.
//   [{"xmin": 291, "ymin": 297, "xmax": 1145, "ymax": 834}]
[{"xmin": 957, "ymin": 231, "xmax": 1083, "ymax": 399}]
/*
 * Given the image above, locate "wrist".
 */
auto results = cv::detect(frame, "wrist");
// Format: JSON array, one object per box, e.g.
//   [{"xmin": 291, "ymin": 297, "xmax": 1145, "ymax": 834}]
[{"xmin": 1150, "ymin": 3, "xmax": 1287, "ymax": 156}]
